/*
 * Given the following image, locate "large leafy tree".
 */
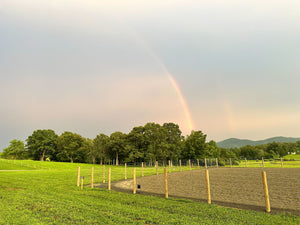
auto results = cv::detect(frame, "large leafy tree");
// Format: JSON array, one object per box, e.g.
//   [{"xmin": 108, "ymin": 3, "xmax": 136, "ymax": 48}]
[
  {"xmin": 108, "ymin": 132, "xmax": 128, "ymax": 165},
  {"xmin": 93, "ymin": 133, "xmax": 109, "ymax": 165},
  {"xmin": 56, "ymin": 132, "xmax": 85, "ymax": 163},
  {"xmin": 26, "ymin": 129, "xmax": 58, "ymax": 161},
  {"xmin": 3, "ymin": 139, "xmax": 26, "ymax": 159},
  {"xmin": 144, "ymin": 123, "xmax": 166, "ymax": 161},
  {"xmin": 182, "ymin": 130, "xmax": 207, "ymax": 159},
  {"xmin": 127, "ymin": 126, "xmax": 146, "ymax": 164},
  {"xmin": 162, "ymin": 123, "xmax": 183, "ymax": 161}
]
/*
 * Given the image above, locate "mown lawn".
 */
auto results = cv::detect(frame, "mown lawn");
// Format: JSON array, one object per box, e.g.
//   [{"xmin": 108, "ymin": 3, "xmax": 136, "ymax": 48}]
[{"xmin": 0, "ymin": 160, "xmax": 299, "ymax": 224}]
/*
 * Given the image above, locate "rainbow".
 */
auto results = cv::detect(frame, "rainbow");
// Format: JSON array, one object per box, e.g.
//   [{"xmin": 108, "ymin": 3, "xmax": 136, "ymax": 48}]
[{"xmin": 122, "ymin": 26, "xmax": 195, "ymax": 132}]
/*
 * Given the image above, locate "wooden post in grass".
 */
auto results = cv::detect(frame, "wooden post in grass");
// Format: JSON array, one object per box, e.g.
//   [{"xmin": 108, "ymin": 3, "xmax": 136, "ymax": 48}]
[
  {"xmin": 262, "ymin": 157, "xmax": 265, "ymax": 168},
  {"xmin": 179, "ymin": 160, "xmax": 182, "ymax": 171},
  {"xmin": 280, "ymin": 157, "xmax": 283, "ymax": 168},
  {"xmin": 164, "ymin": 168, "xmax": 168, "ymax": 198},
  {"xmin": 197, "ymin": 159, "xmax": 199, "ymax": 169},
  {"xmin": 229, "ymin": 158, "xmax": 232, "ymax": 168},
  {"xmin": 169, "ymin": 160, "xmax": 171, "ymax": 173},
  {"xmin": 189, "ymin": 159, "xmax": 191, "ymax": 170},
  {"xmin": 125, "ymin": 163, "xmax": 127, "ymax": 180},
  {"xmin": 133, "ymin": 168, "xmax": 136, "ymax": 194},
  {"xmin": 205, "ymin": 158, "xmax": 207, "ymax": 169},
  {"xmin": 103, "ymin": 165, "xmax": 105, "ymax": 183},
  {"xmin": 156, "ymin": 161, "xmax": 158, "ymax": 175},
  {"xmin": 108, "ymin": 167, "xmax": 111, "ymax": 191},
  {"xmin": 262, "ymin": 171, "xmax": 271, "ymax": 213},
  {"xmin": 81, "ymin": 177, "xmax": 84, "ymax": 190},
  {"xmin": 142, "ymin": 162, "xmax": 144, "ymax": 177},
  {"xmin": 91, "ymin": 167, "xmax": 94, "ymax": 188},
  {"xmin": 205, "ymin": 169, "xmax": 211, "ymax": 204},
  {"xmin": 216, "ymin": 158, "xmax": 218, "ymax": 168},
  {"xmin": 77, "ymin": 167, "xmax": 80, "ymax": 186},
  {"xmin": 245, "ymin": 158, "xmax": 247, "ymax": 168}
]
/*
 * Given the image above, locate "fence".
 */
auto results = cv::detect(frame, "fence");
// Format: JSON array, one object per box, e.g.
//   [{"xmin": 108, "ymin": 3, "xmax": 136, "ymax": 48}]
[{"xmin": 76, "ymin": 159, "xmax": 300, "ymax": 215}]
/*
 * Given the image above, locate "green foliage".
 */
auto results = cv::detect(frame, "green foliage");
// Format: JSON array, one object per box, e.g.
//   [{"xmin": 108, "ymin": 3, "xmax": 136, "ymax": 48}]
[
  {"xmin": 26, "ymin": 130, "xmax": 58, "ymax": 161},
  {"xmin": 2, "ymin": 139, "xmax": 26, "ymax": 159},
  {"xmin": 56, "ymin": 132, "xmax": 86, "ymax": 163},
  {"xmin": 182, "ymin": 130, "xmax": 207, "ymax": 159}
]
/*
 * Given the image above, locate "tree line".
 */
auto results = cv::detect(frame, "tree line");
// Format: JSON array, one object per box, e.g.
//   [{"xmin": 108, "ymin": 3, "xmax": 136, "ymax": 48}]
[{"xmin": 2, "ymin": 122, "xmax": 300, "ymax": 164}]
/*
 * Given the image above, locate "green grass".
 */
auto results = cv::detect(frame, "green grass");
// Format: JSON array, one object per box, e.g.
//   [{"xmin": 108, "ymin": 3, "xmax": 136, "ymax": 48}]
[
  {"xmin": 0, "ymin": 160, "xmax": 299, "ymax": 224},
  {"xmin": 230, "ymin": 158, "xmax": 300, "ymax": 168},
  {"xmin": 283, "ymin": 154, "xmax": 300, "ymax": 160}
]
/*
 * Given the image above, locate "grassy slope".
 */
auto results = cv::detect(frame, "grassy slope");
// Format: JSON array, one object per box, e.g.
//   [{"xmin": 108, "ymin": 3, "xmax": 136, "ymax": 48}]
[{"xmin": 0, "ymin": 160, "xmax": 299, "ymax": 224}]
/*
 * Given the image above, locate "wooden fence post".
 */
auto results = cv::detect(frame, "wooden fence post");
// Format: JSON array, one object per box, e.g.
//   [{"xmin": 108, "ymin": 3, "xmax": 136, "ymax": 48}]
[
  {"xmin": 103, "ymin": 165, "xmax": 105, "ymax": 183},
  {"xmin": 133, "ymin": 168, "xmax": 136, "ymax": 194},
  {"xmin": 168, "ymin": 160, "xmax": 171, "ymax": 173},
  {"xmin": 125, "ymin": 163, "xmax": 127, "ymax": 180},
  {"xmin": 197, "ymin": 159, "xmax": 199, "ymax": 169},
  {"xmin": 205, "ymin": 169, "xmax": 211, "ymax": 204},
  {"xmin": 108, "ymin": 167, "xmax": 111, "ymax": 191},
  {"xmin": 262, "ymin": 157, "xmax": 264, "ymax": 168},
  {"xmin": 189, "ymin": 159, "xmax": 191, "ymax": 170},
  {"xmin": 280, "ymin": 157, "xmax": 283, "ymax": 168},
  {"xmin": 229, "ymin": 158, "xmax": 232, "ymax": 168},
  {"xmin": 164, "ymin": 168, "xmax": 168, "ymax": 198},
  {"xmin": 245, "ymin": 158, "xmax": 247, "ymax": 168},
  {"xmin": 156, "ymin": 161, "xmax": 158, "ymax": 175},
  {"xmin": 205, "ymin": 158, "xmax": 207, "ymax": 169},
  {"xmin": 91, "ymin": 167, "xmax": 94, "ymax": 188},
  {"xmin": 142, "ymin": 162, "xmax": 144, "ymax": 177},
  {"xmin": 81, "ymin": 177, "xmax": 84, "ymax": 190},
  {"xmin": 262, "ymin": 171, "xmax": 271, "ymax": 213},
  {"xmin": 77, "ymin": 167, "xmax": 80, "ymax": 186},
  {"xmin": 216, "ymin": 158, "xmax": 218, "ymax": 168},
  {"xmin": 179, "ymin": 160, "xmax": 182, "ymax": 171}
]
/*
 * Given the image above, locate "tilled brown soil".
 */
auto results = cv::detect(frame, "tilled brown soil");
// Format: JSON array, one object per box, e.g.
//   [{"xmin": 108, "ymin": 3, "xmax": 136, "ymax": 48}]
[{"xmin": 96, "ymin": 168, "xmax": 300, "ymax": 216}]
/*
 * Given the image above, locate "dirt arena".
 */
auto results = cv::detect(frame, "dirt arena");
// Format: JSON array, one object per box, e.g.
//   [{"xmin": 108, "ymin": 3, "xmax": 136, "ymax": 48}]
[{"xmin": 97, "ymin": 168, "xmax": 300, "ymax": 216}]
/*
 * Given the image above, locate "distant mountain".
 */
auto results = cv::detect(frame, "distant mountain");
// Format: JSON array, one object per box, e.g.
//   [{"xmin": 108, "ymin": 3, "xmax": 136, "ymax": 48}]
[{"xmin": 216, "ymin": 136, "xmax": 300, "ymax": 148}]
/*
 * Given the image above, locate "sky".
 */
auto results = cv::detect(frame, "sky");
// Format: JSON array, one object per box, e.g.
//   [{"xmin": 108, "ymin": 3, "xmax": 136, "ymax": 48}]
[{"xmin": 1, "ymin": 0, "xmax": 300, "ymax": 150}]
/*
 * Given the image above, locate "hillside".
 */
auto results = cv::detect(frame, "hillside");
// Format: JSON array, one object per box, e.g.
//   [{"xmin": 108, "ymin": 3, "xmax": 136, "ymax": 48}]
[{"xmin": 217, "ymin": 136, "xmax": 300, "ymax": 148}]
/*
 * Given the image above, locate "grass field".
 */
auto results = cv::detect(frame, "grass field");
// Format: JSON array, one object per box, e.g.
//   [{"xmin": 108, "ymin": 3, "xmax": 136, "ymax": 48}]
[
  {"xmin": 0, "ymin": 159, "xmax": 300, "ymax": 224},
  {"xmin": 230, "ymin": 158, "xmax": 300, "ymax": 168}
]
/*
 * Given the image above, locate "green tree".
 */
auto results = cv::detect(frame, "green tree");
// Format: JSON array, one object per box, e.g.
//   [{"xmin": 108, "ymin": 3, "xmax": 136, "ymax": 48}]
[
  {"xmin": 26, "ymin": 129, "xmax": 58, "ymax": 161},
  {"xmin": 127, "ymin": 126, "xmax": 146, "ymax": 164},
  {"xmin": 182, "ymin": 130, "xmax": 207, "ymax": 159},
  {"xmin": 56, "ymin": 132, "xmax": 85, "ymax": 163},
  {"xmin": 162, "ymin": 123, "xmax": 183, "ymax": 161},
  {"xmin": 108, "ymin": 132, "xmax": 128, "ymax": 165},
  {"xmin": 3, "ymin": 139, "xmax": 26, "ymax": 159},
  {"xmin": 94, "ymin": 133, "xmax": 109, "ymax": 165},
  {"xmin": 144, "ymin": 123, "xmax": 165, "ymax": 162}
]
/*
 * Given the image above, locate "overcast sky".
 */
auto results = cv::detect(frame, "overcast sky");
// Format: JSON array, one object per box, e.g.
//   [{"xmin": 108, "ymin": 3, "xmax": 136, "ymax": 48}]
[{"xmin": 1, "ymin": 0, "xmax": 300, "ymax": 150}]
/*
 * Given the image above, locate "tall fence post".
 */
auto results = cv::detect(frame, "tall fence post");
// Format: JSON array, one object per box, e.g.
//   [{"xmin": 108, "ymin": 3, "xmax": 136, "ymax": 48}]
[
  {"xmin": 91, "ymin": 167, "xmax": 94, "ymax": 188},
  {"xmin": 133, "ymin": 168, "xmax": 136, "ymax": 194},
  {"xmin": 77, "ymin": 167, "xmax": 80, "ymax": 186},
  {"xmin": 280, "ymin": 157, "xmax": 283, "ymax": 168},
  {"xmin": 168, "ymin": 160, "xmax": 171, "ymax": 173},
  {"xmin": 108, "ymin": 167, "xmax": 111, "ymax": 191},
  {"xmin": 216, "ymin": 158, "xmax": 218, "ymax": 168},
  {"xmin": 156, "ymin": 161, "xmax": 158, "ymax": 175},
  {"xmin": 262, "ymin": 171, "xmax": 271, "ymax": 213},
  {"xmin": 205, "ymin": 158, "xmax": 207, "ymax": 169},
  {"xmin": 197, "ymin": 159, "xmax": 199, "ymax": 169},
  {"xmin": 189, "ymin": 159, "xmax": 191, "ymax": 170},
  {"xmin": 142, "ymin": 162, "xmax": 144, "ymax": 177},
  {"xmin": 164, "ymin": 168, "xmax": 168, "ymax": 198},
  {"xmin": 103, "ymin": 165, "xmax": 106, "ymax": 183},
  {"xmin": 262, "ymin": 157, "xmax": 264, "ymax": 168},
  {"xmin": 229, "ymin": 158, "xmax": 232, "ymax": 168},
  {"xmin": 179, "ymin": 160, "xmax": 182, "ymax": 171},
  {"xmin": 125, "ymin": 163, "xmax": 127, "ymax": 180},
  {"xmin": 245, "ymin": 158, "xmax": 247, "ymax": 168},
  {"xmin": 205, "ymin": 169, "xmax": 211, "ymax": 204}
]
